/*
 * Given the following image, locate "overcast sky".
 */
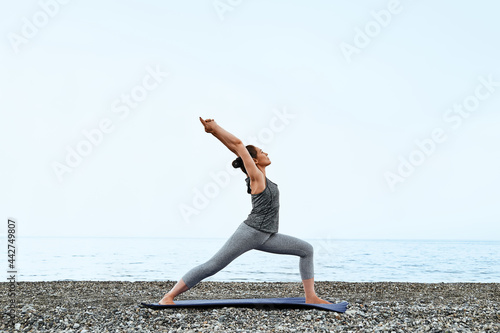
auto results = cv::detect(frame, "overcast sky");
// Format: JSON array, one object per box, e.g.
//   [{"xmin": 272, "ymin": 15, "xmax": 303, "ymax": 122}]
[{"xmin": 1, "ymin": 0, "xmax": 499, "ymax": 241}]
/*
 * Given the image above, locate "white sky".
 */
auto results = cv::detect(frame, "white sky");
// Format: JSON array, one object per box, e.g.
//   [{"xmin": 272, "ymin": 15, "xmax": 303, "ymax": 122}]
[{"xmin": 1, "ymin": 0, "xmax": 499, "ymax": 240}]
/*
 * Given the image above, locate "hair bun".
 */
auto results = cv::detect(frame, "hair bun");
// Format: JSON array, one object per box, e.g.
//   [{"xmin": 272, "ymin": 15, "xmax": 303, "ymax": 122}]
[{"xmin": 232, "ymin": 158, "xmax": 242, "ymax": 168}]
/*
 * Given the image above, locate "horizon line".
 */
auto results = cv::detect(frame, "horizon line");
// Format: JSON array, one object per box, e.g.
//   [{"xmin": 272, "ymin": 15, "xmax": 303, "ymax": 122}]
[{"xmin": 4, "ymin": 235, "xmax": 499, "ymax": 242}]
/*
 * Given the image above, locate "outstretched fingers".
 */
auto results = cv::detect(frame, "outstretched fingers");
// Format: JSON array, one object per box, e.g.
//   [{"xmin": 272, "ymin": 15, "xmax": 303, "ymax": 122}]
[
  {"xmin": 199, "ymin": 116, "xmax": 209, "ymax": 132},
  {"xmin": 199, "ymin": 117, "xmax": 216, "ymax": 133}
]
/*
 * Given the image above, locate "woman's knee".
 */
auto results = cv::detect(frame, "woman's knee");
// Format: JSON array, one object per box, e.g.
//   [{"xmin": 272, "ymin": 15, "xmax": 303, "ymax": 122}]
[{"xmin": 301, "ymin": 240, "xmax": 314, "ymax": 258}]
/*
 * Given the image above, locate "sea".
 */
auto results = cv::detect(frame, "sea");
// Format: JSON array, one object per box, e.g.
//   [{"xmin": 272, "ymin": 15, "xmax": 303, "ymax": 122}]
[{"xmin": 10, "ymin": 237, "xmax": 500, "ymax": 283}]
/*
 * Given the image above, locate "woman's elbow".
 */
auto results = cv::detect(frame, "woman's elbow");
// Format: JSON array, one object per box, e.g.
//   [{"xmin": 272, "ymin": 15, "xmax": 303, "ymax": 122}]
[{"xmin": 233, "ymin": 140, "xmax": 244, "ymax": 148}]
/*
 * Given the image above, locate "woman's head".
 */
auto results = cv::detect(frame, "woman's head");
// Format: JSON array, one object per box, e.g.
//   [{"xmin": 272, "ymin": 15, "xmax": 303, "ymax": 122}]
[{"xmin": 232, "ymin": 145, "xmax": 270, "ymax": 175}]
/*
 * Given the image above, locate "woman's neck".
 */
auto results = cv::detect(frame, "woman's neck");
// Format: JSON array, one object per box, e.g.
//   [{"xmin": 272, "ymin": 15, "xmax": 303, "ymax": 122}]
[{"xmin": 257, "ymin": 165, "xmax": 266, "ymax": 178}]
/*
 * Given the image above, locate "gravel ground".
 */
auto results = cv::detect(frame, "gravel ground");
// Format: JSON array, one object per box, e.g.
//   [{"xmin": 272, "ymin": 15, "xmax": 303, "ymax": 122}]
[{"xmin": 1, "ymin": 281, "xmax": 499, "ymax": 332}]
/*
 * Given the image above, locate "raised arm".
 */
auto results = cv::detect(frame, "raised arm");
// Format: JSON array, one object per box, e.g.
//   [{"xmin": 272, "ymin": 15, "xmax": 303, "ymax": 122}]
[
  {"xmin": 199, "ymin": 117, "xmax": 264, "ymax": 185},
  {"xmin": 199, "ymin": 117, "xmax": 240, "ymax": 155}
]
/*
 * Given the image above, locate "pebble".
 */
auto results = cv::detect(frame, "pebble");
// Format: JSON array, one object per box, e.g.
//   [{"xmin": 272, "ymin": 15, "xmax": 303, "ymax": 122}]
[{"xmin": 0, "ymin": 281, "xmax": 498, "ymax": 332}]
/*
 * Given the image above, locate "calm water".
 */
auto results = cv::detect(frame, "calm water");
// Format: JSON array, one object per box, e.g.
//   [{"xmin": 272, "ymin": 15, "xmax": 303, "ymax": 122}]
[{"xmin": 10, "ymin": 237, "xmax": 500, "ymax": 283}]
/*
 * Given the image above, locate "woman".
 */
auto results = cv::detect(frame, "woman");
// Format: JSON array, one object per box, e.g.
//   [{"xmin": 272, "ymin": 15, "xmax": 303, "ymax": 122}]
[{"xmin": 159, "ymin": 117, "xmax": 330, "ymax": 304}]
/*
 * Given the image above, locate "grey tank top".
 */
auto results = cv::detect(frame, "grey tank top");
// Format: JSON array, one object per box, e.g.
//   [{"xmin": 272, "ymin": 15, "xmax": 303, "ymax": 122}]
[{"xmin": 243, "ymin": 177, "xmax": 280, "ymax": 233}]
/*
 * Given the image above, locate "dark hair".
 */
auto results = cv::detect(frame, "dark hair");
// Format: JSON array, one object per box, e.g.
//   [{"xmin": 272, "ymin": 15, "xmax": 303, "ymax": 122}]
[{"xmin": 232, "ymin": 145, "xmax": 258, "ymax": 194}]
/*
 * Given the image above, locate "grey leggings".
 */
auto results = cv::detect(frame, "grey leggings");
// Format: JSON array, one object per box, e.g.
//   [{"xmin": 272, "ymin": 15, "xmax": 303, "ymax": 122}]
[{"xmin": 182, "ymin": 222, "xmax": 314, "ymax": 288}]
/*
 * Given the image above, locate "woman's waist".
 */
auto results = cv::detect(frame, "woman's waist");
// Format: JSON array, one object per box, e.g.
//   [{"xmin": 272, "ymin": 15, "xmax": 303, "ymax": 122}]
[{"xmin": 245, "ymin": 210, "xmax": 279, "ymax": 221}]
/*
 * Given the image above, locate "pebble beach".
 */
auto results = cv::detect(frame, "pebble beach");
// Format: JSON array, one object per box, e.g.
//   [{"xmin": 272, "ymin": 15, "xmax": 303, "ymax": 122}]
[{"xmin": 1, "ymin": 281, "xmax": 499, "ymax": 332}]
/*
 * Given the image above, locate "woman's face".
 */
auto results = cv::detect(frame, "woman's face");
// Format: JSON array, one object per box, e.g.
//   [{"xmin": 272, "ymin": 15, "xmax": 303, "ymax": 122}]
[{"xmin": 254, "ymin": 147, "xmax": 271, "ymax": 167}]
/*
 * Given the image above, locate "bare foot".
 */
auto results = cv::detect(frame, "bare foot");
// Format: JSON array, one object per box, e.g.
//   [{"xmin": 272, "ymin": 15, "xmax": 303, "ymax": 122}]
[
  {"xmin": 158, "ymin": 294, "xmax": 175, "ymax": 305},
  {"xmin": 305, "ymin": 296, "xmax": 331, "ymax": 304}
]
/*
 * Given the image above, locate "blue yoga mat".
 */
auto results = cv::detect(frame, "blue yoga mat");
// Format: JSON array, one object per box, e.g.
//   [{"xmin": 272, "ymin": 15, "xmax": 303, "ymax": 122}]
[{"xmin": 140, "ymin": 297, "xmax": 348, "ymax": 313}]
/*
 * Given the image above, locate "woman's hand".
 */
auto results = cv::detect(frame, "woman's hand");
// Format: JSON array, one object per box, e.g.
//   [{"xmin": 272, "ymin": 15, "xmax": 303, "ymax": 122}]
[
  {"xmin": 199, "ymin": 117, "xmax": 242, "ymax": 156},
  {"xmin": 199, "ymin": 117, "xmax": 218, "ymax": 134}
]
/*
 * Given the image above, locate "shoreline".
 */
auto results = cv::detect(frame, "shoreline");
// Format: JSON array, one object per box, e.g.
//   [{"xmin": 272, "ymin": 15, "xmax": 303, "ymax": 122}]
[{"xmin": 1, "ymin": 281, "xmax": 499, "ymax": 332}]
